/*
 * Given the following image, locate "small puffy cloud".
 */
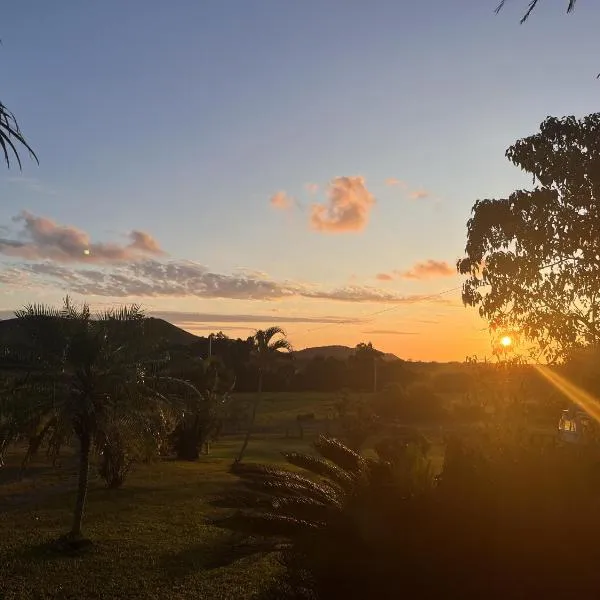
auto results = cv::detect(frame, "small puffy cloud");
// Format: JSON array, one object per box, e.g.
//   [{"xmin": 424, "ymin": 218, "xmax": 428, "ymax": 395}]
[
  {"xmin": 0, "ymin": 211, "xmax": 164, "ymax": 263},
  {"xmin": 310, "ymin": 176, "xmax": 375, "ymax": 233},
  {"xmin": 400, "ymin": 260, "xmax": 455, "ymax": 280},
  {"xmin": 269, "ymin": 191, "xmax": 294, "ymax": 210},
  {"xmin": 375, "ymin": 273, "xmax": 394, "ymax": 282},
  {"xmin": 385, "ymin": 178, "xmax": 406, "ymax": 188},
  {"xmin": 409, "ymin": 189, "xmax": 430, "ymax": 200},
  {"xmin": 129, "ymin": 230, "xmax": 163, "ymax": 254},
  {"xmin": 305, "ymin": 182, "xmax": 319, "ymax": 194}
]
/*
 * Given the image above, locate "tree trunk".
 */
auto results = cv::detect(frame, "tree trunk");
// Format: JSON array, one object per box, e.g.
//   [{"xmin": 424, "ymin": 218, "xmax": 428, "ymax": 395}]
[
  {"xmin": 236, "ymin": 371, "xmax": 262, "ymax": 463},
  {"xmin": 71, "ymin": 432, "xmax": 91, "ymax": 538}
]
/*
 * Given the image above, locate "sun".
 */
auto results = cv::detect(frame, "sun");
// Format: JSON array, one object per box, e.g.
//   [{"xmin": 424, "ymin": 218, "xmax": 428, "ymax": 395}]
[{"xmin": 500, "ymin": 335, "xmax": 512, "ymax": 347}]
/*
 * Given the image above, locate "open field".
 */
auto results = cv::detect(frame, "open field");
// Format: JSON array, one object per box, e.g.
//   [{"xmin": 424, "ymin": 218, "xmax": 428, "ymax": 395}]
[
  {"xmin": 0, "ymin": 440, "xmax": 293, "ymax": 600},
  {"xmin": 0, "ymin": 390, "xmax": 554, "ymax": 599},
  {"xmin": 0, "ymin": 392, "xmax": 376, "ymax": 599}
]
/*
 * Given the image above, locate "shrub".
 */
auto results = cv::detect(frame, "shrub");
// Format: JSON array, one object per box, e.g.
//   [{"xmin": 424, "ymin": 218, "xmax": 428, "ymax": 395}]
[{"xmin": 217, "ymin": 428, "xmax": 600, "ymax": 598}]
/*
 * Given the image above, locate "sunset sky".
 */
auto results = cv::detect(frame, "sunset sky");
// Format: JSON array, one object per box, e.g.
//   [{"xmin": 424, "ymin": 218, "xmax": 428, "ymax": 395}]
[{"xmin": 1, "ymin": 1, "xmax": 599, "ymax": 361}]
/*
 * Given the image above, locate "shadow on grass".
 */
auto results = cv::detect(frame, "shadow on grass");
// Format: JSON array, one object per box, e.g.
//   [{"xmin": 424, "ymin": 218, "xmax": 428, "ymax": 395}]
[
  {"xmin": 0, "ymin": 465, "xmax": 51, "ymax": 485},
  {"xmin": 19, "ymin": 536, "xmax": 96, "ymax": 562},
  {"xmin": 160, "ymin": 533, "xmax": 274, "ymax": 577}
]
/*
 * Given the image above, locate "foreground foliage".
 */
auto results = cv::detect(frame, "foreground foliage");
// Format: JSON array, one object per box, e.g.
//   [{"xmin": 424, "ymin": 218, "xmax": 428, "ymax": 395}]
[
  {"xmin": 0, "ymin": 298, "xmax": 177, "ymax": 540},
  {"xmin": 220, "ymin": 430, "xmax": 600, "ymax": 599},
  {"xmin": 459, "ymin": 113, "xmax": 600, "ymax": 361}
]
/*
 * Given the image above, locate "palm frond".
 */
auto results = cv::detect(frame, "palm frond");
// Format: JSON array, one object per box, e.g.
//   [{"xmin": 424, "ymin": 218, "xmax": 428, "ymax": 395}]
[
  {"xmin": 231, "ymin": 462, "xmax": 343, "ymax": 506},
  {"xmin": 263, "ymin": 326, "xmax": 286, "ymax": 342},
  {"xmin": 214, "ymin": 511, "xmax": 320, "ymax": 537},
  {"xmin": 15, "ymin": 303, "xmax": 63, "ymax": 319},
  {"xmin": 282, "ymin": 452, "xmax": 355, "ymax": 490},
  {"xmin": 0, "ymin": 101, "xmax": 38, "ymax": 169},
  {"xmin": 98, "ymin": 304, "xmax": 145, "ymax": 322},
  {"xmin": 495, "ymin": 0, "xmax": 576, "ymax": 23},
  {"xmin": 313, "ymin": 435, "xmax": 366, "ymax": 474},
  {"xmin": 267, "ymin": 495, "xmax": 332, "ymax": 523},
  {"xmin": 270, "ymin": 338, "xmax": 293, "ymax": 353}
]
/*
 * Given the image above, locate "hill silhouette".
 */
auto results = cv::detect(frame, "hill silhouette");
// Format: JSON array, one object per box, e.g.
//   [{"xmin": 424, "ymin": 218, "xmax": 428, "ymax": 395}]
[
  {"xmin": 0, "ymin": 317, "xmax": 199, "ymax": 348},
  {"xmin": 0, "ymin": 317, "xmax": 399, "ymax": 362},
  {"xmin": 294, "ymin": 344, "xmax": 400, "ymax": 362}
]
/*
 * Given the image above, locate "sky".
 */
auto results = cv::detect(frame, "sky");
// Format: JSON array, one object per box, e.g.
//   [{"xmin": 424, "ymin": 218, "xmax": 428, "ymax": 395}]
[{"xmin": 0, "ymin": 1, "xmax": 599, "ymax": 361}]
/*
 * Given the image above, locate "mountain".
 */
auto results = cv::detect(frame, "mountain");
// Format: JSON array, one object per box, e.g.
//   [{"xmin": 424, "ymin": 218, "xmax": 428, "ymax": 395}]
[
  {"xmin": 0, "ymin": 317, "xmax": 200, "ymax": 348},
  {"xmin": 294, "ymin": 345, "xmax": 401, "ymax": 362},
  {"xmin": 144, "ymin": 318, "xmax": 200, "ymax": 346}
]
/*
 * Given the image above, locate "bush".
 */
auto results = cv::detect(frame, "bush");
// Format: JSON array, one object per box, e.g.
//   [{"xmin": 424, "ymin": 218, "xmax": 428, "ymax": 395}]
[
  {"xmin": 432, "ymin": 371, "xmax": 472, "ymax": 394},
  {"xmin": 97, "ymin": 432, "xmax": 134, "ymax": 489},
  {"xmin": 373, "ymin": 381, "xmax": 446, "ymax": 424},
  {"xmin": 219, "ymin": 429, "xmax": 600, "ymax": 599}
]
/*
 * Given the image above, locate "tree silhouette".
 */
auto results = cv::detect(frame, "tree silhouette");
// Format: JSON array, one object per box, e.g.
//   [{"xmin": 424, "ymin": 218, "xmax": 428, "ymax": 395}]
[
  {"xmin": 235, "ymin": 326, "xmax": 292, "ymax": 463},
  {"xmin": 458, "ymin": 113, "xmax": 600, "ymax": 362},
  {"xmin": 0, "ymin": 297, "xmax": 174, "ymax": 544},
  {"xmin": 0, "ymin": 101, "xmax": 37, "ymax": 169},
  {"xmin": 495, "ymin": 0, "xmax": 576, "ymax": 24}
]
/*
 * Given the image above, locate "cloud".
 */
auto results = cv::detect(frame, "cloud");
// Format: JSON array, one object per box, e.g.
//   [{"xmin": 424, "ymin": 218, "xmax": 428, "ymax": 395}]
[
  {"xmin": 400, "ymin": 260, "xmax": 455, "ymax": 280},
  {"xmin": 310, "ymin": 176, "xmax": 375, "ymax": 233},
  {"xmin": 409, "ymin": 189, "xmax": 430, "ymax": 200},
  {"xmin": 305, "ymin": 183, "xmax": 319, "ymax": 194},
  {"xmin": 375, "ymin": 273, "xmax": 394, "ymax": 282},
  {"xmin": 269, "ymin": 191, "xmax": 294, "ymax": 210},
  {"xmin": 362, "ymin": 329, "xmax": 418, "ymax": 335},
  {"xmin": 151, "ymin": 311, "xmax": 362, "ymax": 325},
  {"xmin": 9, "ymin": 259, "xmax": 451, "ymax": 305},
  {"xmin": 0, "ymin": 211, "xmax": 164, "ymax": 263},
  {"xmin": 385, "ymin": 178, "xmax": 406, "ymax": 188}
]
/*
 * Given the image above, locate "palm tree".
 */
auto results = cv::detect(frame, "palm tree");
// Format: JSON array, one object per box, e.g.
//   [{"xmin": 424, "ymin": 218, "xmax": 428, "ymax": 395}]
[
  {"xmin": 235, "ymin": 326, "xmax": 292, "ymax": 463},
  {"xmin": 166, "ymin": 353, "xmax": 235, "ymax": 460},
  {"xmin": 1, "ymin": 297, "xmax": 175, "ymax": 544},
  {"xmin": 0, "ymin": 101, "xmax": 38, "ymax": 169},
  {"xmin": 495, "ymin": 0, "xmax": 576, "ymax": 24}
]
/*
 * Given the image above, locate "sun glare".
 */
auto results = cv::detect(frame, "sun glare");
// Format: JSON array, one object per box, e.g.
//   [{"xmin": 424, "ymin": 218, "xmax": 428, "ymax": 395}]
[{"xmin": 500, "ymin": 335, "xmax": 512, "ymax": 347}]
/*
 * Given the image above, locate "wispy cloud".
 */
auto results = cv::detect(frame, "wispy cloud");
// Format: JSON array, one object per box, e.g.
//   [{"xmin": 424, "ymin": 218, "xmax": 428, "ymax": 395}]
[
  {"xmin": 9, "ymin": 259, "xmax": 450, "ymax": 305},
  {"xmin": 376, "ymin": 260, "xmax": 456, "ymax": 282},
  {"xmin": 362, "ymin": 329, "xmax": 418, "ymax": 335},
  {"xmin": 408, "ymin": 189, "xmax": 430, "ymax": 200},
  {"xmin": 310, "ymin": 176, "xmax": 375, "ymax": 233},
  {"xmin": 385, "ymin": 178, "xmax": 406, "ymax": 188},
  {"xmin": 152, "ymin": 310, "xmax": 362, "ymax": 324},
  {"xmin": 0, "ymin": 211, "xmax": 164, "ymax": 263},
  {"xmin": 304, "ymin": 182, "xmax": 319, "ymax": 194},
  {"xmin": 269, "ymin": 191, "xmax": 294, "ymax": 210},
  {"xmin": 400, "ymin": 260, "xmax": 455, "ymax": 280}
]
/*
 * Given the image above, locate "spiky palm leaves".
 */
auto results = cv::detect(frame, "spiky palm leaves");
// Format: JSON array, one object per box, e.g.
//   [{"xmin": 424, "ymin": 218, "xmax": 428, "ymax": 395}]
[
  {"xmin": 0, "ymin": 101, "xmax": 38, "ymax": 169},
  {"xmin": 164, "ymin": 355, "xmax": 235, "ymax": 460},
  {"xmin": 217, "ymin": 435, "xmax": 435, "ymax": 599},
  {"xmin": 236, "ymin": 326, "xmax": 292, "ymax": 463},
  {"xmin": 0, "ymin": 297, "xmax": 176, "ymax": 539},
  {"xmin": 219, "ymin": 433, "xmax": 431, "ymax": 540},
  {"xmin": 495, "ymin": 0, "xmax": 576, "ymax": 24}
]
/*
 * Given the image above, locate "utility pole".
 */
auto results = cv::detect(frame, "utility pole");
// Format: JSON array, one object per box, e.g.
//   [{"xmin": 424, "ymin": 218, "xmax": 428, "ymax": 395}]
[{"xmin": 208, "ymin": 333, "xmax": 213, "ymax": 359}]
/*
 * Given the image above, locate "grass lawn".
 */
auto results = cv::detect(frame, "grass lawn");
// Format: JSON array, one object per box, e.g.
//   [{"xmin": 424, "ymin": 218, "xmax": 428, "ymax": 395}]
[
  {"xmin": 0, "ymin": 436, "xmax": 313, "ymax": 600},
  {"xmin": 0, "ymin": 391, "xmax": 452, "ymax": 599}
]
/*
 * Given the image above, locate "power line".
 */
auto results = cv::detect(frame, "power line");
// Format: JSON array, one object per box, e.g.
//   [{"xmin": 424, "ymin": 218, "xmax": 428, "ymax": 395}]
[{"xmin": 294, "ymin": 285, "xmax": 463, "ymax": 341}]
